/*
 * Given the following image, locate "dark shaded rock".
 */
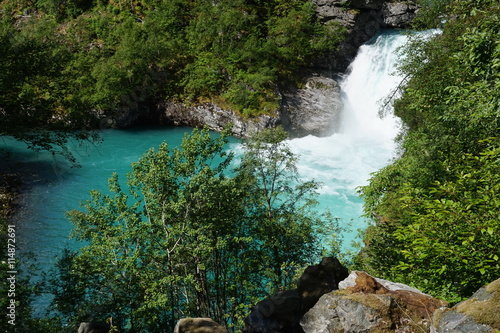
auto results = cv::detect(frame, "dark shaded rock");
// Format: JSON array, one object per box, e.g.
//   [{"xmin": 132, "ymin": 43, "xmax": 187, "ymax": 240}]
[
  {"xmin": 312, "ymin": 1, "xmax": 417, "ymax": 75},
  {"xmin": 280, "ymin": 76, "xmax": 343, "ymax": 137},
  {"xmin": 301, "ymin": 271, "xmax": 447, "ymax": 333},
  {"xmin": 174, "ymin": 318, "xmax": 228, "ymax": 333},
  {"xmin": 243, "ymin": 257, "xmax": 349, "ymax": 333},
  {"xmin": 383, "ymin": 2, "xmax": 418, "ymax": 28},
  {"xmin": 77, "ymin": 321, "xmax": 110, "ymax": 333},
  {"xmin": 297, "ymin": 257, "xmax": 349, "ymax": 309},
  {"xmin": 432, "ymin": 278, "xmax": 500, "ymax": 333},
  {"xmin": 244, "ymin": 290, "xmax": 303, "ymax": 333}
]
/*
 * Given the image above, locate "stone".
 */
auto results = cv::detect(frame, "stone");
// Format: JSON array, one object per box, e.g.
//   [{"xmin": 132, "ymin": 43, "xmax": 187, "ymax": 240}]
[
  {"xmin": 301, "ymin": 271, "xmax": 448, "ymax": 333},
  {"xmin": 174, "ymin": 318, "xmax": 228, "ymax": 333},
  {"xmin": 383, "ymin": 2, "xmax": 418, "ymax": 28},
  {"xmin": 243, "ymin": 257, "xmax": 349, "ymax": 333},
  {"xmin": 338, "ymin": 270, "xmax": 426, "ymax": 294},
  {"xmin": 244, "ymin": 290, "xmax": 303, "ymax": 333},
  {"xmin": 157, "ymin": 101, "xmax": 279, "ymax": 138},
  {"xmin": 77, "ymin": 321, "xmax": 110, "ymax": 333},
  {"xmin": 297, "ymin": 257, "xmax": 349, "ymax": 309},
  {"xmin": 312, "ymin": 1, "xmax": 418, "ymax": 75},
  {"xmin": 432, "ymin": 278, "xmax": 500, "ymax": 333},
  {"xmin": 280, "ymin": 76, "xmax": 343, "ymax": 137}
]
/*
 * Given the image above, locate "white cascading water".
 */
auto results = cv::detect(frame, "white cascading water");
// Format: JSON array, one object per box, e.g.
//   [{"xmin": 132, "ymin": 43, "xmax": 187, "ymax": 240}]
[{"xmin": 288, "ymin": 31, "xmax": 411, "ymax": 247}]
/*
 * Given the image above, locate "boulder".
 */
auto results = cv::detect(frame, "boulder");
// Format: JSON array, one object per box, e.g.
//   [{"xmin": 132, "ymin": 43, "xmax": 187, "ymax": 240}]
[
  {"xmin": 280, "ymin": 76, "xmax": 343, "ymax": 137},
  {"xmin": 432, "ymin": 278, "xmax": 500, "ymax": 333},
  {"xmin": 301, "ymin": 271, "xmax": 448, "ymax": 333},
  {"xmin": 243, "ymin": 257, "xmax": 349, "ymax": 333},
  {"xmin": 77, "ymin": 321, "xmax": 110, "ymax": 333},
  {"xmin": 174, "ymin": 318, "xmax": 228, "ymax": 333}
]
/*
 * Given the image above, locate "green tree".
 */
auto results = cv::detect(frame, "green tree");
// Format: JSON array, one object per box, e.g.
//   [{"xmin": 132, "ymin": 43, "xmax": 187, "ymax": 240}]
[
  {"xmin": 0, "ymin": 15, "xmax": 99, "ymax": 164},
  {"xmin": 237, "ymin": 127, "xmax": 336, "ymax": 287},
  {"xmin": 50, "ymin": 127, "xmax": 338, "ymax": 332}
]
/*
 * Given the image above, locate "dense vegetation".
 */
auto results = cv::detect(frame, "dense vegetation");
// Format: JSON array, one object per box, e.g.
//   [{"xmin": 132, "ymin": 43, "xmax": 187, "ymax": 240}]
[
  {"xmin": 358, "ymin": 0, "xmax": 500, "ymax": 303},
  {"xmin": 48, "ymin": 127, "xmax": 340, "ymax": 332},
  {"xmin": 0, "ymin": 0, "xmax": 344, "ymax": 161},
  {"xmin": 3, "ymin": 0, "xmax": 500, "ymax": 330}
]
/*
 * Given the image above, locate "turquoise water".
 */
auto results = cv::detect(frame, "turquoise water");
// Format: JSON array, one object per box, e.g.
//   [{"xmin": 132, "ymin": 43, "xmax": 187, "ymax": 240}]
[{"xmin": 3, "ymin": 30, "xmax": 422, "ymax": 312}]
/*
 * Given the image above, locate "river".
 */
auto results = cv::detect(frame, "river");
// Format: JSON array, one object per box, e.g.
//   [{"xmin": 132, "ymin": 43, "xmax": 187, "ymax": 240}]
[{"xmin": 3, "ymin": 29, "xmax": 415, "ymax": 313}]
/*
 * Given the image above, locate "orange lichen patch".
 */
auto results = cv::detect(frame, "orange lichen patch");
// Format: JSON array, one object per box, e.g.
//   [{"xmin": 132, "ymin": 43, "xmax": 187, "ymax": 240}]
[
  {"xmin": 348, "ymin": 271, "xmax": 390, "ymax": 295},
  {"xmin": 340, "ymin": 272, "xmax": 448, "ymax": 332}
]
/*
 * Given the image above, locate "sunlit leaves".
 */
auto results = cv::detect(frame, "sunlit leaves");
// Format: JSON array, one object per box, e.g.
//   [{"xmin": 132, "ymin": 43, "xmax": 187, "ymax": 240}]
[{"xmin": 359, "ymin": 0, "xmax": 500, "ymax": 302}]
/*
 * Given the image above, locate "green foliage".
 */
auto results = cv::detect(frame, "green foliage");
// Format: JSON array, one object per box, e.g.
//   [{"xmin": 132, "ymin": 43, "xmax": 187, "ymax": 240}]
[
  {"xmin": 359, "ymin": 0, "xmax": 500, "ymax": 301},
  {"xmin": 0, "ymin": 0, "xmax": 344, "ymax": 161},
  {"xmin": 50, "ymin": 127, "xmax": 339, "ymax": 332}
]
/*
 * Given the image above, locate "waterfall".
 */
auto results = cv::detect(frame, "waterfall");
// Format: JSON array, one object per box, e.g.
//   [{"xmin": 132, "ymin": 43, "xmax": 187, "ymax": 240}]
[{"xmin": 288, "ymin": 31, "xmax": 412, "ymax": 244}]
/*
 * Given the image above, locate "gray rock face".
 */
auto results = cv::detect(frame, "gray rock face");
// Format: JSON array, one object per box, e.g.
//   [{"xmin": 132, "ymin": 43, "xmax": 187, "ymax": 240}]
[
  {"xmin": 432, "ymin": 278, "xmax": 500, "ymax": 333},
  {"xmin": 301, "ymin": 271, "xmax": 447, "ymax": 333},
  {"xmin": 300, "ymin": 292, "xmax": 391, "ymax": 333},
  {"xmin": 383, "ymin": 2, "xmax": 419, "ymax": 28},
  {"xmin": 280, "ymin": 76, "xmax": 343, "ymax": 137},
  {"xmin": 157, "ymin": 102, "xmax": 280, "ymax": 138}
]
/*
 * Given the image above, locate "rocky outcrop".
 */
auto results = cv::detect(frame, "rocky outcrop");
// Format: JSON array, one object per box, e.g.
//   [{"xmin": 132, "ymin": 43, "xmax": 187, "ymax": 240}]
[
  {"xmin": 243, "ymin": 257, "xmax": 349, "ymax": 333},
  {"xmin": 174, "ymin": 318, "xmax": 228, "ymax": 333},
  {"xmin": 312, "ymin": 0, "xmax": 418, "ymax": 75},
  {"xmin": 300, "ymin": 271, "xmax": 448, "ymax": 333},
  {"xmin": 383, "ymin": 2, "xmax": 419, "ymax": 28},
  {"xmin": 432, "ymin": 278, "xmax": 500, "ymax": 333},
  {"xmin": 280, "ymin": 76, "xmax": 343, "ymax": 137},
  {"xmin": 172, "ymin": 271, "xmax": 498, "ymax": 333},
  {"xmin": 101, "ymin": 1, "xmax": 417, "ymax": 138},
  {"xmin": 156, "ymin": 101, "xmax": 279, "ymax": 138}
]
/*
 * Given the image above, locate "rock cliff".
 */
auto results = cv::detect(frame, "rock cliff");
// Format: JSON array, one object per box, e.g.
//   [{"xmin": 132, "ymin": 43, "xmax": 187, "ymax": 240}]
[
  {"xmin": 312, "ymin": 0, "xmax": 418, "ymax": 75},
  {"xmin": 117, "ymin": 1, "xmax": 419, "ymax": 138}
]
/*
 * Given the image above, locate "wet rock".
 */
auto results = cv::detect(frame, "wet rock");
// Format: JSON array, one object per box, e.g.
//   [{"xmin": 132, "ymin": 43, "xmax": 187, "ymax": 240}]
[
  {"xmin": 280, "ymin": 76, "xmax": 343, "ymax": 137},
  {"xmin": 383, "ymin": 2, "xmax": 418, "ymax": 28}
]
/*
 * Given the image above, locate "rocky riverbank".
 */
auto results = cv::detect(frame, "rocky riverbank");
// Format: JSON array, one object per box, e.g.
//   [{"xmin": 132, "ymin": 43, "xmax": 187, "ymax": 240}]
[
  {"xmin": 171, "ymin": 258, "xmax": 500, "ymax": 333},
  {"xmin": 103, "ymin": 0, "xmax": 418, "ymax": 138}
]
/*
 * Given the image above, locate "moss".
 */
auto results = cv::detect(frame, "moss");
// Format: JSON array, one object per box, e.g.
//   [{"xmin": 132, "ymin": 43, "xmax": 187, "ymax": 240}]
[
  {"xmin": 456, "ymin": 278, "xmax": 500, "ymax": 328},
  {"xmin": 333, "ymin": 289, "xmax": 391, "ymax": 313}
]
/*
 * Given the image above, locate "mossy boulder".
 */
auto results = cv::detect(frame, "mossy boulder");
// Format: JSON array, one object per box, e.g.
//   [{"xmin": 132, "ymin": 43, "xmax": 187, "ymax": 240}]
[
  {"xmin": 301, "ymin": 271, "xmax": 447, "ymax": 333},
  {"xmin": 432, "ymin": 278, "xmax": 500, "ymax": 333}
]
